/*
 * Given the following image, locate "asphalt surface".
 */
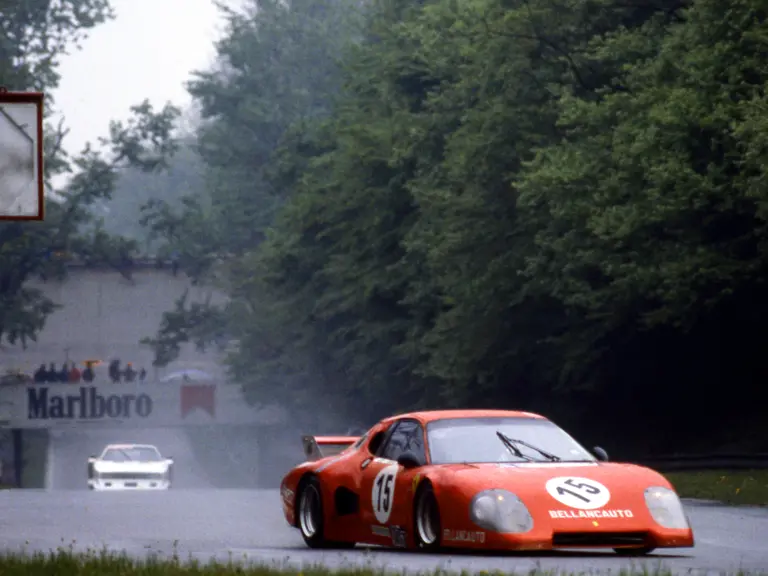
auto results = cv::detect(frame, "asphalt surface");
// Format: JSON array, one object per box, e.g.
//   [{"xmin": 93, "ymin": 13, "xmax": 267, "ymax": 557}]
[{"xmin": 0, "ymin": 489, "xmax": 766, "ymax": 574}]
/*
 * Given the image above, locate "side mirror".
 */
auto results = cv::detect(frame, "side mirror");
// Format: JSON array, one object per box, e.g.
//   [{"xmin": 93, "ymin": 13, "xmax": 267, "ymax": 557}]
[
  {"xmin": 593, "ymin": 446, "xmax": 609, "ymax": 461},
  {"xmin": 166, "ymin": 457, "xmax": 173, "ymax": 463},
  {"xmin": 397, "ymin": 452, "xmax": 423, "ymax": 469},
  {"xmin": 89, "ymin": 455, "xmax": 96, "ymax": 460}
]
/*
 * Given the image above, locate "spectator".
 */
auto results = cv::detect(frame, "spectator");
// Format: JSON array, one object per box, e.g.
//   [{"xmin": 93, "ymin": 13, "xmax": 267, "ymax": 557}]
[
  {"xmin": 82, "ymin": 363, "xmax": 95, "ymax": 383},
  {"xmin": 124, "ymin": 363, "xmax": 137, "ymax": 382},
  {"xmin": 108, "ymin": 359, "xmax": 121, "ymax": 384},
  {"xmin": 33, "ymin": 364, "xmax": 47, "ymax": 383},
  {"xmin": 68, "ymin": 363, "xmax": 82, "ymax": 383},
  {"xmin": 58, "ymin": 363, "xmax": 69, "ymax": 383},
  {"xmin": 139, "ymin": 368, "xmax": 147, "ymax": 382},
  {"xmin": 46, "ymin": 363, "xmax": 57, "ymax": 383}
]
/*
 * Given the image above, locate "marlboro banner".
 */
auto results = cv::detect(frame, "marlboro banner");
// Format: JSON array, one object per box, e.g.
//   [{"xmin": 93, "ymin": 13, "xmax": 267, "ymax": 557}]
[{"xmin": 0, "ymin": 381, "xmax": 287, "ymax": 429}]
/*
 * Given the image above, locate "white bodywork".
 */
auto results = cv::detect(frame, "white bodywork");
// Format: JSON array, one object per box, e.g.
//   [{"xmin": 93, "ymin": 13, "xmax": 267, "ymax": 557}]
[{"xmin": 87, "ymin": 444, "xmax": 173, "ymax": 491}]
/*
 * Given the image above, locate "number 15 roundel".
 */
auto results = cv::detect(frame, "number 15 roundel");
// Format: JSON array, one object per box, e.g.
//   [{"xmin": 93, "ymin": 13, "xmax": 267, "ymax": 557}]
[
  {"xmin": 545, "ymin": 476, "xmax": 610, "ymax": 510},
  {"xmin": 372, "ymin": 464, "xmax": 398, "ymax": 523}
]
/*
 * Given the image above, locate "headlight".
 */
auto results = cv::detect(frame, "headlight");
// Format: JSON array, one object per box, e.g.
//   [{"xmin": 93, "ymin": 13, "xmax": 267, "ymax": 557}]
[
  {"xmin": 469, "ymin": 489, "xmax": 533, "ymax": 533},
  {"xmin": 644, "ymin": 486, "xmax": 689, "ymax": 529}
]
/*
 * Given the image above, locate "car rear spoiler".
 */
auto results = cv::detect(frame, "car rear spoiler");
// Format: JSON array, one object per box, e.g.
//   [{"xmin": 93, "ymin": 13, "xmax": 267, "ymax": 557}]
[{"xmin": 302, "ymin": 435, "xmax": 359, "ymax": 461}]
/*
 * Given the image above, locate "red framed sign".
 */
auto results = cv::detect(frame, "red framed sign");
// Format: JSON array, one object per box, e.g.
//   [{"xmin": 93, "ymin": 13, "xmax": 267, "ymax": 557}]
[{"xmin": 0, "ymin": 88, "xmax": 45, "ymax": 220}]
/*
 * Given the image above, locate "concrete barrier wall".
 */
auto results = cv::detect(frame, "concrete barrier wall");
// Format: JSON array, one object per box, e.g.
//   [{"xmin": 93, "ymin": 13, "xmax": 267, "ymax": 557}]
[
  {"xmin": 0, "ymin": 265, "xmax": 233, "ymax": 487},
  {"xmin": 0, "ymin": 265, "xmax": 228, "ymax": 380},
  {"xmin": 0, "ymin": 265, "xmax": 304, "ymax": 489}
]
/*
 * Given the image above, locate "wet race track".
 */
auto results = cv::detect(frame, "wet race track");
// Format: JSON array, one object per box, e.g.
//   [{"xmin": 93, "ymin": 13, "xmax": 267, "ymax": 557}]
[
  {"xmin": 3, "ymin": 429, "xmax": 767, "ymax": 574},
  {"xmin": 1, "ymin": 489, "xmax": 767, "ymax": 574}
]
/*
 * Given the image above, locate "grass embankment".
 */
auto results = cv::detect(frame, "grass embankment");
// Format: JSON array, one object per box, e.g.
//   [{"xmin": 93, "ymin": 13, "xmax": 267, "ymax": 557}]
[
  {"xmin": 0, "ymin": 550, "xmax": 766, "ymax": 576},
  {"xmin": 666, "ymin": 469, "xmax": 768, "ymax": 506}
]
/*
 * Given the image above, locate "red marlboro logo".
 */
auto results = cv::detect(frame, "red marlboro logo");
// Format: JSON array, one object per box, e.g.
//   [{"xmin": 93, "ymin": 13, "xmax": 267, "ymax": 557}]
[{"xmin": 180, "ymin": 384, "xmax": 216, "ymax": 418}]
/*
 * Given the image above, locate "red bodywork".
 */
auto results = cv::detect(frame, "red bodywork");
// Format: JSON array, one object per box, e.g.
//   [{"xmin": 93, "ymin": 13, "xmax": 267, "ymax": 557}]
[{"xmin": 280, "ymin": 409, "xmax": 695, "ymax": 552}]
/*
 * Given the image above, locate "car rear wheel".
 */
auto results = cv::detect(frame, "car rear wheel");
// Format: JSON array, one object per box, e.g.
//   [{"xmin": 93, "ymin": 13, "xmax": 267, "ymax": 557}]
[
  {"xmin": 614, "ymin": 546, "xmax": 656, "ymax": 556},
  {"xmin": 297, "ymin": 476, "xmax": 354, "ymax": 549},
  {"xmin": 414, "ymin": 483, "xmax": 441, "ymax": 551}
]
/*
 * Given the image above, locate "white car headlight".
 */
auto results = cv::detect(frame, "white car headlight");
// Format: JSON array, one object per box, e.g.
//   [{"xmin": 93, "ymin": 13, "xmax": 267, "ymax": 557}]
[
  {"xmin": 644, "ymin": 486, "xmax": 689, "ymax": 529},
  {"xmin": 469, "ymin": 489, "xmax": 533, "ymax": 533}
]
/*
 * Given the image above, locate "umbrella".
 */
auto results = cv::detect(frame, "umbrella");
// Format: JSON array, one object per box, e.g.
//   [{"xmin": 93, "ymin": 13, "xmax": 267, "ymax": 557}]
[{"xmin": 160, "ymin": 369, "xmax": 214, "ymax": 383}]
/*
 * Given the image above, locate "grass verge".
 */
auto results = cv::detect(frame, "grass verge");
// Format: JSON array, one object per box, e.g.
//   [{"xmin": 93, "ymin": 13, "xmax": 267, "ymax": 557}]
[
  {"xmin": 0, "ymin": 549, "xmax": 766, "ymax": 576},
  {"xmin": 665, "ymin": 469, "xmax": 768, "ymax": 506}
]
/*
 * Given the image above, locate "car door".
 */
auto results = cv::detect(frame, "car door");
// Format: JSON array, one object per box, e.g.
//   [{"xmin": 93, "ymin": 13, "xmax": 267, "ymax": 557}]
[{"xmin": 360, "ymin": 419, "xmax": 427, "ymax": 546}]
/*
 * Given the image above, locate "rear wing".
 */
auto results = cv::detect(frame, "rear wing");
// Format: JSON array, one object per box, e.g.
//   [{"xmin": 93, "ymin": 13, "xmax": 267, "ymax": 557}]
[{"xmin": 302, "ymin": 435, "xmax": 359, "ymax": 461}]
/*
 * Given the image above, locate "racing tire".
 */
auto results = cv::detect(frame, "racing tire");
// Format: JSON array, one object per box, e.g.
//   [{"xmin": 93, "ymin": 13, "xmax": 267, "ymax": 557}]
[
  {"xmin": 613, "ymin": 546, "xmax": 656, "ymax": 556},
  {"xmin": 413, "ymin": 482, "xmax": 442, "ymax": 551},
  {"xmin": 296, "ymin": 475, "xmax": 355, "ymax": 549}
]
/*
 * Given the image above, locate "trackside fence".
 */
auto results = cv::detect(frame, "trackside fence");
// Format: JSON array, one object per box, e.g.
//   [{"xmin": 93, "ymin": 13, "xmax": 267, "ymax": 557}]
[{"xmin": 631, "ymin": 453, "xmax": 768, "ymax": 472}]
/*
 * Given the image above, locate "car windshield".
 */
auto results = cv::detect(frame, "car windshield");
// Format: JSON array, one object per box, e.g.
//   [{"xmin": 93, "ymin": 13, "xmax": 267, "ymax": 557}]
[
  {"xmin": 426, "ymin": 417, "xmax": 596, "ymax": 464},
  {"xmin": 102, "ymin": 447, "xmax": 162, "ymax": 462}
]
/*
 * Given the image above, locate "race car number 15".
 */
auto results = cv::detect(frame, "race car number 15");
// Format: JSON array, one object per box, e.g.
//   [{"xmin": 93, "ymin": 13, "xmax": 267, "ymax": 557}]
[
  {"xmin": 372, "ymin": 464, "xmax": 398, "ymax": 523},
  {"xmin": 545, "ymin": 476, "xmax": 611, "ymax": 510}
]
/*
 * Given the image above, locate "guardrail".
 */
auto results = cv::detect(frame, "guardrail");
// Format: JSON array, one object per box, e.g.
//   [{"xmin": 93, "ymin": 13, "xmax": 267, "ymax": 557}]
[{"xmin": 631, "ymin": 453, "xmax": 768, "ymax": 471}]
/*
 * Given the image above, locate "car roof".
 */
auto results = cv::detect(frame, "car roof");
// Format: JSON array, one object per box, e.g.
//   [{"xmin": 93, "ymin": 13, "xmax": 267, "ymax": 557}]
[
  {"xmin": 381, "ymin": 409, "xmax": 546, "ymax": 425},
  {"xmin": 103, "ymin": 444, "xmax": 158, "ymax": 450}
]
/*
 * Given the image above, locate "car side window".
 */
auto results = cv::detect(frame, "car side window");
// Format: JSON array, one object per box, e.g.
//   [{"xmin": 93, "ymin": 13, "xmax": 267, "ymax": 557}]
[
  {"xmin": 353, "ymin": 434, "xmax": 368, "ymax": 449},
  {"xmin": 380, "ymin": 419, "xmax": 425, "ymax": 462},
  {"xmin": 368, "ymin": 425, "xmax": 391, "ymax": 455}
]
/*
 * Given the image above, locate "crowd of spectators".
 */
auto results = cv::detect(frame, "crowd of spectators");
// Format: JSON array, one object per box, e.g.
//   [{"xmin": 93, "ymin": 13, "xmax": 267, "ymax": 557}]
[
  {"xmin": 1, "ymin": 360, "xmax": 213, "ymax": 386},
  {"xmin": 29, "ymin": 359, "xmax": 148, "ymax": 384}
]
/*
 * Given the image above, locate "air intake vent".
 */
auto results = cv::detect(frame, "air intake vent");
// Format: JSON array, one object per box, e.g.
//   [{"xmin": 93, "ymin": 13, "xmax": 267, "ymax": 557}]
[{"xmin": 552, "ymin": 531, "xmax": 650, "ymax": 547}]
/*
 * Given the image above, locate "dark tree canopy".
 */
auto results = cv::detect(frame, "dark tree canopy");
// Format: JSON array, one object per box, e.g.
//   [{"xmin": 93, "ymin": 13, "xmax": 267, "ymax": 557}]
[{"xmin": 141, "ymin": 0, "xmax": 768, "ymax": 453}]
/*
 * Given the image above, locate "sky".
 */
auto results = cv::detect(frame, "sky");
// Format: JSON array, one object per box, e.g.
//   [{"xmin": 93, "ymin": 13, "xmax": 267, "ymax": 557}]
[{"xmin": 53, "ymin": 0, "xmax": 226, "ymax": 161}]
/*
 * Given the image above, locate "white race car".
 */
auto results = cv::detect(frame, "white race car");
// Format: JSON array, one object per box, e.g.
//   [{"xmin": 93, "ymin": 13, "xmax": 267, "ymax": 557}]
[{"xmin": 87, "ymin": 444, "xmax": 173, "ymax": 491}]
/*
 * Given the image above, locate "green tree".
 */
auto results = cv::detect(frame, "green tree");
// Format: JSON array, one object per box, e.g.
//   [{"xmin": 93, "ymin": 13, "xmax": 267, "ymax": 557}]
[
  {"xmin": 144, "ymin": 0, "xmax": 768, "ymax": 454},
  {"xmin": 95, "ymin": 136, "xmax": 203, "ymax": 249},
  {"xmin": 0, "ymin": 0, "xmax": 180, "ymax": 347},
  {"xmin": 140, "ymin": 0, "xmax": 364, "ymax": 385},
  {"xmin": 516, "ymin": 0, "xmax": 768, "ymax": 448},
  {"xmin": 241, "ymin": 0, "xmax": 694, "ymax": 420},
  {"xmin": 142, "ymin": 0, "xmax": 363, "ymax": 273}
]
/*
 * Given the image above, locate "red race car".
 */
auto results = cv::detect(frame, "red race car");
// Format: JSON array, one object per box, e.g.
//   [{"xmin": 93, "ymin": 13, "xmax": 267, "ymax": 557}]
[{"xmin": 280, "ymin": 409, "xmax": 694, "ymax": 555}]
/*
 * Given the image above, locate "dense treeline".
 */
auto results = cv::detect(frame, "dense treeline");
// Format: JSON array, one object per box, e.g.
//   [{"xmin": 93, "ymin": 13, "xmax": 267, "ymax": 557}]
[
  {"xmin": 96, "ymin": 136, "xmax": 203, "ymax": 248},
  {"xmin": 145, "ymin": 0, "xmax": 768, "ymax": 455}
]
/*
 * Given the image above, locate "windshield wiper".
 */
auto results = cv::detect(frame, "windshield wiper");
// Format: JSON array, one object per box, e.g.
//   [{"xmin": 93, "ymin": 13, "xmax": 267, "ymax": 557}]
[
  {"xmin": 496, "ymin": 431, "xmax": 534, "ymax": 461},
  {"xmin": 505, "ymin": 436, "xmax": 561, "ymax": 462}
]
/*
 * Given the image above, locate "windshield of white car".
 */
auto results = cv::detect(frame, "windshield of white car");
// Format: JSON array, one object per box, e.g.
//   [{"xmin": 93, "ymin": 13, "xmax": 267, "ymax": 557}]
[
  {"xmin": 427, "ymin": 417, "xmax": 596, "ymax": 464},
  {"xmin": 101, "ymin": 447, "xmax": 163, "ymax": 462}
]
